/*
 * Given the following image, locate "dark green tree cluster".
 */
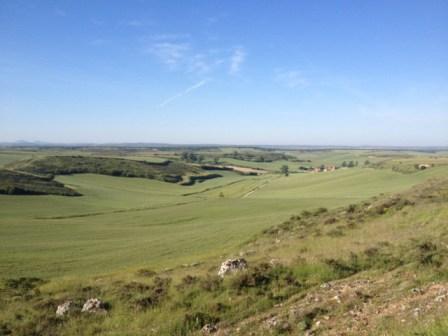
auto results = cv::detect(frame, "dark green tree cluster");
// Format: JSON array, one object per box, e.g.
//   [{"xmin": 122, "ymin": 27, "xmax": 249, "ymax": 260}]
[
  {"xmin": 341, "ymin": 160, "xmax": 358, "ymax": 168},
  {"xmin": 280, "ymin": 165, "xmax": 289, "ymax": 176},
  {"xmin": 181, "ymin": 152, "xmax": 204, "ymax": 163},
  {"xmin": 223, "ymin": 150, "xmax": 290, "ymax": 162}
]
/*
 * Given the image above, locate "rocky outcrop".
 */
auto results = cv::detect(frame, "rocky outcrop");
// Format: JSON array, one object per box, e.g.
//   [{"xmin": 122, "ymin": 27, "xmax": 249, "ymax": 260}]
[
  {"xmin": 81, "ymin": 298, "xmax": 107, "ymax": 313},
  {"xmin": 265, "ymin": 316, "xmax": 291, "ymax": 332},
  {"xmin": 56, "ymin": 301, "xmax": 72, "ymax": 316},
  {"xmin": 218, "ymin": 258, "xmax": 247, "ymax": 277},
  {"xmin": 201, "ymin": 323, "xmax": 218, "ymax": 334}
]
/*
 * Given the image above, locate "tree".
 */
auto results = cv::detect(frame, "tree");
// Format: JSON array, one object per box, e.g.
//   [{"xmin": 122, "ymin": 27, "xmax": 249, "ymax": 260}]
[
  {"xmin": 280, "ymin": 165, "xmax": 289, "ymax": 176},
  {"xmin": 181, "ymin": 152, "xmax": 189, "ymax": 161},
  {"xmin": 342, "ymin": 161, "xmax": 347, "ymax": 167},
  {"xmin": 364, "ymin": 160, "xmax": 370, "ymax": 166},
  {"xmin": 348, "ymin": 160, "xmax": 355, "ymax": 168},
  {"xmin": 213, "ymin": 157, "xmax": 220, "ymax": 164},
  {"xmin": 188, "ymin": 152, "xmax": 197, "ymax": 162}
]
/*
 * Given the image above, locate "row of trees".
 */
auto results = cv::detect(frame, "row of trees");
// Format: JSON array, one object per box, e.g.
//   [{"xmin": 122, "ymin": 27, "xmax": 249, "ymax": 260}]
[
  {"xmin": 341, "ymin": 160, "xmax": 358, "ymax": 168},
  {"xmin": 180, "ymin": 152, "xmax": 222, "ymax": 164},
  {"xmin": 180, "ymin": 152, "xmax": 205, "ymax": 163}
]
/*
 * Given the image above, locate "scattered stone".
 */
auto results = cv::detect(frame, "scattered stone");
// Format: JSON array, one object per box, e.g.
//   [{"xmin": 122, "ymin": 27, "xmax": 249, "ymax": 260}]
[
  {"xmin": 265, "ymin": 316, "xmax": 290, "ymax": 332},
  {"xmin": 201, "ymin": 324, "xmax": 218, "ymax": 334},
  {"xmin": 320, "ymin": 282, "xmax": 331, "ymax": 289},
  {"xmin": 265, "ymin": 316, "xmax": 279, "ymax": 329},
  {"xmin": 332, "ymin": 295, "xmax": 342, "ymax": 304},
  {"xmin": 56, "ymin": 301, "xmax": 72, "ymax": 316},
  {"xmin": 218, "ymin": 258, "xmax": 248, "ymax": 277},
  {"xmin": 435, "ymin": 294, "xmax": 447, "ymax": 302},
  {"xmin": 413, "ymin": 307, "xmax": 421, "ymax": 318},
  {"xmin": 269, "ymin": 258, "xmax": 280, "ymax": 265},
  {"xmin": 411, "ymin": 287, "xmax": 422, "ymax": 294},
  {"xmin": 81, "ymin": 298, "xmax": 107, "ymax": 313}
]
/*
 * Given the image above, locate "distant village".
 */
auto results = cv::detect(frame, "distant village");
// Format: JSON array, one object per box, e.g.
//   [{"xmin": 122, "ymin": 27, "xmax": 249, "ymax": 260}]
[
  {"xmin": 299, "ymin": 161, "xmax": 433, "ymax": 174},
  {"xmin": 299, "ymin": 160, "xmax": 358, "ymax": 173}
]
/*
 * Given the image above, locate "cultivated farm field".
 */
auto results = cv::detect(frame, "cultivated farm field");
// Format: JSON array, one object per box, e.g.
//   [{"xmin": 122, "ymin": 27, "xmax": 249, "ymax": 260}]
[
  {"xmin": 1, "ymin": 147, "xmax": 448, "ymax": 335},
  {"xmin": 1, "ymin": 148, "xmax": 447, "ymax": 279}
]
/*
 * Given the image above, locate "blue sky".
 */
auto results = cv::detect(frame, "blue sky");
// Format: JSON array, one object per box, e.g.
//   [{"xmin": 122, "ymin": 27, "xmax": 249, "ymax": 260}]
[{"xmin": 1, "ymin": 1, "xmax": 447, "ymax": 145}]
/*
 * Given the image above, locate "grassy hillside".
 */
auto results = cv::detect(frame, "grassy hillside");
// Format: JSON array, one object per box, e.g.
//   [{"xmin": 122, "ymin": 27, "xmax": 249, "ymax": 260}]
[
  {"xmin": 1, "ymin": 165, "xmax": 447, "ymax": 279},
  {"xmin": 8, "ymin": 156, "xmax": 204, "ymax": 183},
  {"xmin": 1, "ymin": 176, "xmax": 448, "ymax": 335},
  {"xmin": 1, "ymin": 148, "xmax": 448, "ymax": 335}
]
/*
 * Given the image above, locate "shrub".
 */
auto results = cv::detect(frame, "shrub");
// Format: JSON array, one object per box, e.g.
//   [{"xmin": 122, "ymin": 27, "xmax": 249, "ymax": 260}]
[
  {"xmin": 324, "ymin": 252, "xmax": 366, "ymax": 278},
  {"xmin": 314, "ymin": 207, "xmax": 328, "ymax": 216},
  {"xmin": 301, "ymin": 210, "xmax": 312, "ymax": 217},
  {"xmin": 136, "ymin": 268, "xmax": 156, "ymax": 277},
  {"xmin": 278, "ymin": 221, "xmax": 294, "ymax": 231},
  {"xmin": 182, "ymin": 311, "xmax": 219, "ymax": 331},
  {"xmin": 417, "ymin": 241, "xmax": 443, "ymax": 267},
  {"xmin": 324, "ymin": 217, "xmax": 337, "ymax": 225},
  {"xmin": 199, "ymin": 275, "xmax": 222, "ymax": 292},
  {"xmin": 347, "ymin": 204, "xmax": 357, "ymax": 213},
  {"xmin": 2, "ymin": 277, "xmax": 45, "ymax": 298},
  {"xmin": 176, "ymin": 275, "xmax": 199, "ymax": 290},
  {"xmin": 327, "ymin": 228, "xmax": 344, "ymax": 237},
  {"xmin": 230, "ymin": 263, "xmax": 300, "ymax": 293},
  {"xmin": 132, "ymin": 277, "xmax": 171, "ymax": 310},
  {"xmin": 230, "ymin": 265, "xmax": 271, "ymax": 291}
]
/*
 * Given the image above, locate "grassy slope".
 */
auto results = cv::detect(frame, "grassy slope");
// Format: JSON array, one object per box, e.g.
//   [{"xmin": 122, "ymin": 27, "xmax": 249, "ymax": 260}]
[
  {"xmin": 1, "ymin": 175, "xmax": 448, "ymax": 335},
  {"xmin": 8, "ymin": 156, "xmax": 202, "ymax": 181},
  {"xmin": 1, "ymin": 166, "xmax": 447, "ymax": 279},
  {"xmin": 224, "ymin": 178, "xmax": 448, "ymax": 335},
  {"xmin": 0, "ymin": 151, "xmax": 39, "ymax": 167}
]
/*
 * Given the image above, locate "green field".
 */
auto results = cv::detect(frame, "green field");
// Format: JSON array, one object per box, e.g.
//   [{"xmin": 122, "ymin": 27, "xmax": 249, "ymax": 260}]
[
  {"xmin": 1, "ymin": 148, "xmax": 447, "ymax": 279},
  {"xmin": 2, "ymin": 147, "xmax": 448, "ymax": 336}
]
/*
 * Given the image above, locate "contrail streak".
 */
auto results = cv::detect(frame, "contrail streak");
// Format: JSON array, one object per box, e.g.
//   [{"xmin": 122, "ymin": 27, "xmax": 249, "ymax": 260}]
[{"xmin": 158, "ymin": 79, "xmax": 208, "ymax": 108}]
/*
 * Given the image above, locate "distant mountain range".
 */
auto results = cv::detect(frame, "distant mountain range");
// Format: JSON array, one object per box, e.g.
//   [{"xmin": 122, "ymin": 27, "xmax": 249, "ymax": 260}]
[{"xmin": 0, "ymin": 140, "xmax": 447, "ymax": 152}]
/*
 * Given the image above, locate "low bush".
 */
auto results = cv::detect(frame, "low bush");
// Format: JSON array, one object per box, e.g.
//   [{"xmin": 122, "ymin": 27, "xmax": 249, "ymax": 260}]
[
  {"xmin": 199, "ymin": 275, "xmax": 222, "ymax": 292},
  {"xmin": 171, "ymin": 311, "xmax": 219, "ymax": 335}
]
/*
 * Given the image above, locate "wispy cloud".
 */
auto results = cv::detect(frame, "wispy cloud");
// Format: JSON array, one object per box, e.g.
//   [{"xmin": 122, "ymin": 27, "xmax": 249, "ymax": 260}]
[
  {"xmin": 275, "ymin": 70, "xmax": 309, "ymax": 88},
  {"xmin": 147, "ymin": 42, "xmax": 190, "ymax": 68},
  {"xmin": 158, "ymin": 79, "xmax": 209, "ymax": 108},
  {"xmin": 144, "ymin": 34, "xmax": 247, "ymax": 78},
  {"xmin": 229, "ymin": 47, "xmax": 246, "ymax": 75}
]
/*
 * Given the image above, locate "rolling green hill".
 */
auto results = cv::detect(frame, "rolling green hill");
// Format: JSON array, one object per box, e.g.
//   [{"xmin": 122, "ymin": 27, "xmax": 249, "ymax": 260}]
[
  {"xmin": 8, "ymin": 156, "xmax": 203, "ymax": 183},
  {"xmin": 1, "ymin": 148, "xmax": 448, "ymax": 335},
  {"xmin": 1, "ymin": 174, "xmax": 448, "ymax": 335},
  {"xmin": 0, "ymin": 169, "xmax": 80, "ymax": 196},
  {"xmin": 1, "ymin": 164, "xmax": 447, "ymax": 279}
]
